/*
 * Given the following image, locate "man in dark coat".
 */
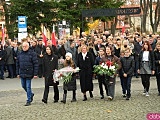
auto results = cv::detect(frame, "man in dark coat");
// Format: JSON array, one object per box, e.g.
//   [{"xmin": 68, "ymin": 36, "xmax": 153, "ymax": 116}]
[
  {"xmin": 134, "ymin": 37, "xmax": 143, "ymax": 78},
  {"xmin": 35, "ymin": 37, "xmax": 46, "ymax": 78},
  {"xmin": 0, "ymin": 44, "xmax": 6, "ymax": 80},
  {"xmin": 16, "ymin": 42, "xmax": 38, "ymax": 106},
  {"xmin": 5, "ymin": 41, "xmax": 14, "ymax": 78},
  {"xmin": 12, "ymin": 42, "xmax": 20, "ymax": 78}
]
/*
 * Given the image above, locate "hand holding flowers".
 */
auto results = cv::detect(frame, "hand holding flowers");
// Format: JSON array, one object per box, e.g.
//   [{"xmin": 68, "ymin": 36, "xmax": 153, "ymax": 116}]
[
  {"xmin": 53, "ymin": 67, "xmax": 80, "ymax": 84},
  {"xmin": 93, "ymin": 61, "xmax": 118, "ymax": 77}
]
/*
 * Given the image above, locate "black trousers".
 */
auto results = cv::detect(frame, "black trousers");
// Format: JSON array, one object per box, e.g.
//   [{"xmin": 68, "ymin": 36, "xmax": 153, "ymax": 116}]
[
  {"xmin": 12, "ymin": 64, "xmax": 17, "ymax": 77},
  {"xmin": 156, "ymin": 74, "xmax": 160, "ymax": 93},
  {"xmin": 43, "ymin": 85, "xmax": 59, "ymax": 101},
  {"xmin": 63, "ymin": 90, "xmax": 76, "ymax": 98},
  {"xmin": 38, "ymin": 64, "xmax": 43, "ymax": 78},
  {"xmin": 98, "ymin": 75, "xmax": 108, "ymax": 96},
  {"xmin": 140, "ymin": 74, "xmax": 151, "ymax": 92}
]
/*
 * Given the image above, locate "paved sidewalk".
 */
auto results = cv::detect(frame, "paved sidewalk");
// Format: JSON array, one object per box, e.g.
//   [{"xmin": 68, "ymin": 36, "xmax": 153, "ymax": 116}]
[{"xmin": 0, "ymin": 76, "xmax": 159, "ymax": 120}]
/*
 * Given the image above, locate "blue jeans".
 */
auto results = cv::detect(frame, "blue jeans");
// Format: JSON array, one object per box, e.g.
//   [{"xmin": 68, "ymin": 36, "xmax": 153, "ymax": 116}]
[
  {"xmin": 122, "ymin": 76, "xmax": 132, "ymax": 97},
  {"xmin": 21, "ymin": 78, "xmax": 33, "ymax": 103}
]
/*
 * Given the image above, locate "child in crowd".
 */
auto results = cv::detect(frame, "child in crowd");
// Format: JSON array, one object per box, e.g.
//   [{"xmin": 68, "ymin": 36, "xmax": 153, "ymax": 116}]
[
  {"xmin": 119, "ymin": 50, "xmax": 126, "ymax": 97},
  {"xmin": 120, "ymin": 47, "xmax": 135, "ymax": 100},
  {"xmin": 95, "ymin": 47, "xmax": 108, "ymax": 99},
  {"xmin": 61, "ymin": 52, "xmax": 77, "ymax": 104}
]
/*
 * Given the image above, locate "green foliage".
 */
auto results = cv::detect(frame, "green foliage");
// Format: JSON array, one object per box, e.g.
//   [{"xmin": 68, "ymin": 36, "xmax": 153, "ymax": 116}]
[
  {"xmin": 3, "ymin": 0, "xmax": 124, "ymax": 38},
  {"xmin": 93, "ymin": 62, "xmax": 119, "ymax": 77},
  {"xmin": 63, "ymin": 72, "xmax": 73, "ymax": 84}
]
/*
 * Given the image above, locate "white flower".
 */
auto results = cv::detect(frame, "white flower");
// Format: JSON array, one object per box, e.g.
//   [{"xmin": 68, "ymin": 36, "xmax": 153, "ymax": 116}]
[
  {"xmin": 101, "ymin": 63, "xmax": 105, "ymax": 66},
  {"xmin": 103, "ymin": 65, "xmax": 108, "ymax": 69},
  {"xmin": 110, "ymin": 66, "xmax": 115, "ymax": 70}
]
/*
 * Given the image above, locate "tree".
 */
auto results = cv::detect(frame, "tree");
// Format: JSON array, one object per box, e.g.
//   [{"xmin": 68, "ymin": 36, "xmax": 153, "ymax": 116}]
[
  {"xmin": 1, "ymin": 0, "xmax": 59, "ymax": 39},
  {"xmin": 140, "ymin": 0, "xmax": 150, "ymax": 33},
  {"xmin": 57, "ymin": 0, "xmax": 123, "ymax": 35},
  {"xmin": 1, "ymin": 0, "xmax": 123, "ymax": 38},
  {"xmin": 149, "ymin": 0, "xmax": 160, "ymax": 33}
]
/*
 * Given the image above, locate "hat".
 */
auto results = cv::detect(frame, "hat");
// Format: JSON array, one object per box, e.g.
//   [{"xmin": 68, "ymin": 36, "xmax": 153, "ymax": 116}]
[
  {"xmin": 65, "ymin": 52, "xmax": 72, "ymax": 58},
  {"xmin": 38, "ymin": 37, "xmax": 43, "ymax": 41}
]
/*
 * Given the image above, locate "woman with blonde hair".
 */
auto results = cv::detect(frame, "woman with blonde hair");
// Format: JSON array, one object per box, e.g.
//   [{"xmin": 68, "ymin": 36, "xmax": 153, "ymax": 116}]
[
  {"xmin": 77, "ymin": 45, "xmax": 94, "ymax": 101},
  {"xmin": 77, "ymin": 39, "xmax": 86, "ymax": 54}
]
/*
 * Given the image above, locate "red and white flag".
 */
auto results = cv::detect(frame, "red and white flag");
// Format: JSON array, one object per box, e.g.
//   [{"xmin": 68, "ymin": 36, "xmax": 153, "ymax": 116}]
[
  {"xmin": 51, "ymin": 24, "xmax": 56, "ymax": 46},
  {"xmin": 1, "ymin": 24, "xmax": 5, "ymax": 46},
  {"xmin": 42, "ymin": 26, "xmax": 47, "ymax": 46},
  {"xmin": 121, "ymin": 21, "xmax": 125, "ymax": 34}
]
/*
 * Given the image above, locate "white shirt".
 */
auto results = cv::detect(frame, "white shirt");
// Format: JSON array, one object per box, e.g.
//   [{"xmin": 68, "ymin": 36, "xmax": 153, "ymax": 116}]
[
  {"xmin": 82, "ymin": 52, "xmax": 87, "ymax": 60},
  {"xmin": 139, "ymin": 41, "xmax": 143, "ymax": 46},
  {"xmin": 142, "ymin": 51, "xmax": 149, "ymax": 61}
]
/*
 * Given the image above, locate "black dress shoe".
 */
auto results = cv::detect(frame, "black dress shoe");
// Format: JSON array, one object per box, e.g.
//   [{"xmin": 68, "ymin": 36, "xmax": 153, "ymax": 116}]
[
  {"xmin": 54, "ymin": 100, "xmax": 58, "ymax": 103},
  {"xmin": 83, "ymin": 95, "xmax": 87, "ymax": 101},
  {"xmin": 89, "ymin": 91, "xmax": 93, "ymax": 98},
  {"xmin": 24, "ymin": 102, "xmax": 31, "ymax": 106},
  {"xmin": 83, "ymin": 98, "xmax": 87, "ymax": 101},
  {"xmin": 101, "ymin": 96, "xmax": 104, "ymax": 99},
  {"xmin": 126, "ymin": 97, "xmax": 130, "ymax": 100},
  {"xmin": 6, "ymin": 76, "xmax": 10, "ymax": 78},
  {"xmin": 71, "ymin": 98, "xmax": 77, "ymax": 102},
  {"xmin": 42, "ymin": 99, "xmax": 47, "ymax": 104},
  {"xmin": 31, "ymin": 93, "xmax": 34, "ymax": 102}
]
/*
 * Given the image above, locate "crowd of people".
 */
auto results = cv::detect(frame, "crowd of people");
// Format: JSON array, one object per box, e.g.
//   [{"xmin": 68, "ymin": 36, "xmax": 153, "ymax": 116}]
[{"xmin": 1, "ymin": 30, "xmax": 160, "ymax": 106}]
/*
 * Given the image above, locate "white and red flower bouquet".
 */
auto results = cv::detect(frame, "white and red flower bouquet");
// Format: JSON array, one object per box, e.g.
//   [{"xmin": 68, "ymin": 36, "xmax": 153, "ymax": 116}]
[
  {"xmin": 53, "ymin": 67, "xmax": 80, "ymax": 84},
  {"xmin": 93, "ymin": 61, "xmax": 118, "ymax": 77}
]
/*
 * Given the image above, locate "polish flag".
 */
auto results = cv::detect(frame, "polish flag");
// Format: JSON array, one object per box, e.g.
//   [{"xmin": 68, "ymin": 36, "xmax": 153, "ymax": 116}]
[
  {"xmin": 42, "ymin": 26, "xmax": 47, "ymax": 46},
  {"xmin": 1, "ymin": 24, "xmax": 5, "ymax": 46},
  {"xmin": 121, "ymin": 21, "xmax": 125, "ymax": 34},
  {"xmin": 51, "ymin": 24, "xmax": 56, "ymax": 46}
]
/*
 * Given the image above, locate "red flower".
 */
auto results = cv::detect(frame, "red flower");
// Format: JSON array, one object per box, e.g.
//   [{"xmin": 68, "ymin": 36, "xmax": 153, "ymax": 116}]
[
  {"xmin": 58, "ymin": 74, "xmax": 64, "ymax": 78},
  {"xmin": 106, "ymin": 61, "xmax": 112, "ymax": 67}
]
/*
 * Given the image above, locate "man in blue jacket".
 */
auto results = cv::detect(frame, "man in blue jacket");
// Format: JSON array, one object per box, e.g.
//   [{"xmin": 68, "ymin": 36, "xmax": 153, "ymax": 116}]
[{"xmin": 16, "ymin": 42, "xmax": 38, "ymax": 106}]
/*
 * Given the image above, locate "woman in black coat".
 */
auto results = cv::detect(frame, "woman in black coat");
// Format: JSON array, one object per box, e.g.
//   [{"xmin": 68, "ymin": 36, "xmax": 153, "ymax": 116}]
[
  {"xmin": 42, "ymin": 46, "xmax": 59, "ymax": 104},
  {"xmin": 154, "ymin": 42, "xmax": 160, "ymax": 96},
  {"xmin": 0, "ymin": 44, "xmax": 5, "ymax": 80},
  {"xmin": 77, "ymin": 45, "xmax": 94, "ymax": 101}
]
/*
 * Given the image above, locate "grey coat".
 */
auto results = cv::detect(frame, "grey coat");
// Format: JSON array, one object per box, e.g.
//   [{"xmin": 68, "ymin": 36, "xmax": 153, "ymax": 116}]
[
  {"xmin": 66, "ymin": 47, "xmax": 78, "ymax": 66},
  {"xmin": 138, "ymin": 51, "xmax": 155, "ymax": 74},
  {"xmin": 5, "ymin": 46, "xmax": 14, "ymax": 65}
]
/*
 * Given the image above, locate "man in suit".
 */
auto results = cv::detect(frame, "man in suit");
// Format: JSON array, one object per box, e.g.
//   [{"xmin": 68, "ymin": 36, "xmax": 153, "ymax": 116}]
[{"xmin": 134, "ymin": 36, "xmax": 143, "ymax": 78}]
